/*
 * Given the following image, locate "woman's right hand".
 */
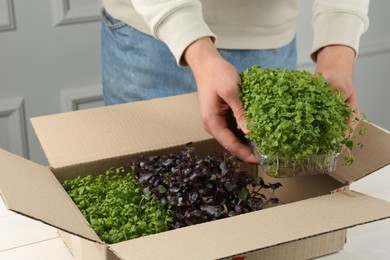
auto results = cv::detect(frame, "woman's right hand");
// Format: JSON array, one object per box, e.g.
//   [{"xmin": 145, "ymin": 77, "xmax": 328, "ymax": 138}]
[{"xmin": 184, "ymin": 37, "xmax": 259, "ymax": 164}]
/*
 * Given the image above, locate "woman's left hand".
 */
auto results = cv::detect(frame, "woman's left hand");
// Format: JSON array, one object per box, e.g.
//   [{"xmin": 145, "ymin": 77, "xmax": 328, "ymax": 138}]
[{"xmin": 314, "ymin": 45, "xmax": 360, "ymax": 130}]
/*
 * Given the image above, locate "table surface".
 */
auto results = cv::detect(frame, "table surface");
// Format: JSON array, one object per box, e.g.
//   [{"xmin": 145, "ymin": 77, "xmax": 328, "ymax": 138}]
[{"xmin": 1, "ymin": 165, "xmax": 389, "ymax": 260}]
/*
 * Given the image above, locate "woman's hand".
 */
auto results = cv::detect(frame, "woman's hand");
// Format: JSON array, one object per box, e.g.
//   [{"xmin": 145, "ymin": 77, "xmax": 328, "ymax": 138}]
[
  {"xmin": 314, "ymin": 45, "xmax": 360, "ymax": 129},
  {"xmin": 184, "ymin": 37, "xmax": 259, "ymax": 164}
]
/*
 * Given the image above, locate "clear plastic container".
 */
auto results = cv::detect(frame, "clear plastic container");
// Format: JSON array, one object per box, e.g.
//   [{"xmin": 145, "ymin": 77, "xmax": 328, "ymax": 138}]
[
  {"xmin": 250, "ymin": 142, "xmax": 340, "ymax": 178},
  {"xmin": 258, "ymin": 152, "xmax": 340, "ymax": 178}
]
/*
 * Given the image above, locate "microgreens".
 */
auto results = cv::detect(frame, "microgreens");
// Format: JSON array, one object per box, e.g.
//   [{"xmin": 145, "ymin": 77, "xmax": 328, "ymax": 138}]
[
  {"xmin": 133, "ymin": 144, "xmax": 282, "ymax": 229},
  {"xmin": 62, "ymin": 167, "xmax": 173, "ymax": 244},
  {"xmin": 240, "ymin": 65, "xmax": 367, "ymax": 176},
  {"xmin": 62, "ymin": 144, "xmax": 282, "ymax": 243}
]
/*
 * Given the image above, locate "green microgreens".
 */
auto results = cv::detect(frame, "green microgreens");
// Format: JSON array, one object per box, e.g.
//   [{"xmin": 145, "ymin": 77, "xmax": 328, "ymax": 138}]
[
  {"xmin": 62, "ymin": 167, "xmax": 173, "ymax": 244},
  {"xmin": 240, "ymin": 66, "xmax": 367, "ymax": 175},
  {"xmin": 62, "ymin": 145, "xmax": 282, "ymax": 243}
]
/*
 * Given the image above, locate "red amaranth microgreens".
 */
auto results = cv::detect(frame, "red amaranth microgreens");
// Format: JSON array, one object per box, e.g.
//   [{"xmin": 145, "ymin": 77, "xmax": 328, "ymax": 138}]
[{"xmin": 131, "ymin": 143, "xmax": 282, "ymax": 229}]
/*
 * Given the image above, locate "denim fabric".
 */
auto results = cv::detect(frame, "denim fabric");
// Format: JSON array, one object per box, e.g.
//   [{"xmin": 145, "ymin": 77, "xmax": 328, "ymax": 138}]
[{"xmin": 101, "ymin": 9, "xmax": 297, "ymax": 105}]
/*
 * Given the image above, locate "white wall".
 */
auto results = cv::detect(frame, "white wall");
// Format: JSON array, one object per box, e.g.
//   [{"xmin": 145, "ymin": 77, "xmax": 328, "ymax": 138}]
[
  {"xmin": 0, "ymin": 0, "xmax": 103, "ymax": 165},
  {"xmin": 0, "ymin": 0, "xmax": 389, "ymax": 165}
]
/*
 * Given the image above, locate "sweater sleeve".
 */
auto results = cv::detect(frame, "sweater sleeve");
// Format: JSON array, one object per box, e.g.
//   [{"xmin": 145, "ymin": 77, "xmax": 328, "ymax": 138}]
[
  {"xmin": 310, "ymin": 0, "xmax": 370, "ymax": 62},
  {"xmin": 130, "ymin": 0, "xmax": 216, "ymax": 66}
]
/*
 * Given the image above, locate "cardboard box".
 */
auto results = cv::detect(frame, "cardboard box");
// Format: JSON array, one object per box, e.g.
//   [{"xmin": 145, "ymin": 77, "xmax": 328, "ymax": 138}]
[{"xmin": 1, "ymin": 93, "xmax": 390, "ymax": 260}]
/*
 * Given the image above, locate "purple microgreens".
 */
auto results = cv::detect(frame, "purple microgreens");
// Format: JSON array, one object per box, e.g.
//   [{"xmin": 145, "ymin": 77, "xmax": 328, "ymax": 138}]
[{"xmin": 131, "ymin": 144, "xmax": 282, "ymax": 229}]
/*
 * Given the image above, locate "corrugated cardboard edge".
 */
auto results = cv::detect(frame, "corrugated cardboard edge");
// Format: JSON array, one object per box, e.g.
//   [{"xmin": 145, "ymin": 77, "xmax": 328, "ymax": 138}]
[
  {"xmin": 233, "ymin": 230, "xmax": 346, "ymax": 260},
  {"xmin": 108, "ymin": 190, "xmax": 390, "ymax": 260},
  {"xmin": 49, "ymin": 139, "xmax": 224, "ymax": 182}
]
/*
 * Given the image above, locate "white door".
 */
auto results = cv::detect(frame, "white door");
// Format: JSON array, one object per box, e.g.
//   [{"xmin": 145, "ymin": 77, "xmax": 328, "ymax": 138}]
[{"xmin": 0, "ymin": 0, "xmax": 103, "ymax": 165}]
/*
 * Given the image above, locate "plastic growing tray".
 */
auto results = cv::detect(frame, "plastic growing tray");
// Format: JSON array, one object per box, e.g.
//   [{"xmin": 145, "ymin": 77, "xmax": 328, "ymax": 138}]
[
  {"xmin": 256, "ymin": 152, "xmax": 340, "ymax": 178},
  {"xmin": 249, "ymin": 142, "xmax": 340, "ymax": 178}
]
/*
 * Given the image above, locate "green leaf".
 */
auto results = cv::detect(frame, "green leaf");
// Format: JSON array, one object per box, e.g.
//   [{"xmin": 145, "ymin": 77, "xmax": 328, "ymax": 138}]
[
  {"xmin": 240, "ymin": 65, "xmax": 368, "ymax": 166},
  {"xmin": 61, "ymin": 167, "xmax": 173, "ymax": 244},
  {"xmin": 157, "ymin": 185, "xmax": 167, "ymax": 194}
]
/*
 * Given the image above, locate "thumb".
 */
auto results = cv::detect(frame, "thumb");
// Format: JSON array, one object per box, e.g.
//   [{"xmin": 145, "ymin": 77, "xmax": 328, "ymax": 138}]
[{"xmin": 229, "ymin": 99, "xmax": 250, "ymax": 135}]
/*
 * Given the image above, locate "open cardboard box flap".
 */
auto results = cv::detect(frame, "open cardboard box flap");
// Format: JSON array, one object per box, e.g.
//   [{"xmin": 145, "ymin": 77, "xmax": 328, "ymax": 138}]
[
  {"xmin": 0, "ymin": 148, "xmax": 100, "ymax": 242},
  {"xmin": 331, "ymin": 123, "xmax": 390, "ymax": 184},
  {"xmin": 30, "ymin": 93, "xmax": 213, "ymax": 181},
  {"xmin": 1, "ymin": 92, "xmax": 390, "ymax": 259}
]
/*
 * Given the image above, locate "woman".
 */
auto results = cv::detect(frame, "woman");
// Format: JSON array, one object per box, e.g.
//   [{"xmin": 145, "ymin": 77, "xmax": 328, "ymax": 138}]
[{"xmin": 101, "ymin": 0, "xmax": 370, "ymax": 164}]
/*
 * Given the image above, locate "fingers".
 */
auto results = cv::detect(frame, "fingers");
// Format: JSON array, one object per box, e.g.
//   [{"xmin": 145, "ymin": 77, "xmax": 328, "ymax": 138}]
[
  {"xmin": 216, "ymin": 71, "xmax": 250, "ymax": 135},
  {"xmin": 197, "ymin": 90, "xmax": 258, "ymax": 164},
  {"xmin": 345, "ymin": 91, "xmax": 361, "ymax": 131},
  {"xmin": 212, "ymin": 76, "xmax": 256, "ymax": 162},
  {"xmin": 188, "ymin": 52, "xmax": 257, "ymax": 164},
  {"xmin": 327, "ymin": 79, "xmax": 361, "ymax": 130},
  {"xmin": 203, "ymin": 114, "xmax": 259, "ymax": 164},
  {"xmin": 229, "ymin": 100, "xmax": 250, "ymax": 135},
  {"xmin": 314, "ymin": 45, "xmax": 359, "ymax": 131}
]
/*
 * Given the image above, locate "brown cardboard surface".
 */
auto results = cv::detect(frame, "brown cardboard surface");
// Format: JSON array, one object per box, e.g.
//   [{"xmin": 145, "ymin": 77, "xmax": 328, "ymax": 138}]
[
  {"xmin": 0, "ymin": 148, "xmax": 100, "ymax": 242},
  {"xmin": 109, "ymin": 190, "xmax": 390, "ymax": 260},
  {"xmin": 331, "ymin": 122, "xmax": 390, "ymax": 184},
  {"xmin": 31, "ymin": 93, "xmax": 211, "ymax": 175},
  {"xmin": 47, "ymin": 138, "xmax": 224, "ymax": 183},
  {"xmin": 59, "ymin": 230, "xmax": 120, "ymax": 260},
  {"xmin": 61, "ymin": 230, "xmax": 346, "ymax": 260},
  {"xmin": 242, "ymin": 230, "xmax": 346, "ymax": 260},
  {"xmin": 258, "ymin": 169, "xmax": 344, "ymax": 204}
]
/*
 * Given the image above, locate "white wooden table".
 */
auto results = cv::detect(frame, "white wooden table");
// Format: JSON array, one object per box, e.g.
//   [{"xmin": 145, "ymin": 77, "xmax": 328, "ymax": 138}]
[{"xmin": 1, "ymin": 166, "xmax": 389, "ymax": 260}]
